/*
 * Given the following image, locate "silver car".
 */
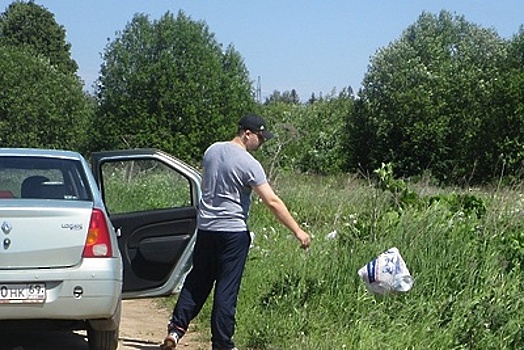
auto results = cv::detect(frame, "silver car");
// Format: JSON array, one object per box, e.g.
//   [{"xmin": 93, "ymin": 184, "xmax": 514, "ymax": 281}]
[{"xmin": 0, "ymin": 148, "xmax": 201, "ymax": 350}]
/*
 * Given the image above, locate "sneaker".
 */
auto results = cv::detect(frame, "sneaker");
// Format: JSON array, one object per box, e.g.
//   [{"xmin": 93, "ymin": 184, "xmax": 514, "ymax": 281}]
[{"xmin": 160, "ymin": 332, "xmax": 179, "ymax": 350}]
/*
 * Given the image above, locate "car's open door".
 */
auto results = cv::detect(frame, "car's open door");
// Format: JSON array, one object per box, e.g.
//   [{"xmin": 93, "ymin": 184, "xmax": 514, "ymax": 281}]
[{"xmin": 91, "ymin": 149, "xmax": 201, "ymax": 298}]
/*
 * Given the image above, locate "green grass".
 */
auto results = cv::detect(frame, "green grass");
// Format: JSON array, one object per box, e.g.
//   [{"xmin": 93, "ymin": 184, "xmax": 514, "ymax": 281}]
[{"xmin": 169, "ymin": 173, "xmax": 524, "ymax": 349}]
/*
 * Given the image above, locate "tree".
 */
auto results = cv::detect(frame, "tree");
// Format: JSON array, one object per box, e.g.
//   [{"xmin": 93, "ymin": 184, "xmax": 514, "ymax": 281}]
[
  {"xmin": 507, "ymin": 25, "xmax": 524, "ymax": 68},
  {"xmin": 0, "ymin": 45, "xmax": 92, "ymax": 151},
  {"xmin": 297, "ymin": 91, "xmax": 352, "ymax": 174},
  {"xmin": 480, "ymin": 27, "xmax": 524, "ymax": 182},
  {"xmin": 94, "ymin": 11, "xmax": 256, "ymax": 163},
  {"xmin": 347, "ymin": 10, "xmax": 507, "ymax": 184},
  {"xmin": 260, "ymin": 90, "xmax": 353, "ymax": 176},
  {"xmin": 0, "ymin": 1, "xmax": 78, "ymax": 75},
  {"xmin": 264, "ymin": 89, "xmax": 301, "ymax": 105}
]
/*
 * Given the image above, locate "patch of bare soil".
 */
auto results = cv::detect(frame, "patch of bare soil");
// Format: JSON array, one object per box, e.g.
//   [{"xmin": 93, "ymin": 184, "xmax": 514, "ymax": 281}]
[{"xmin": 119, "ymin": 298, "xmax": 210, "ymax": 350}]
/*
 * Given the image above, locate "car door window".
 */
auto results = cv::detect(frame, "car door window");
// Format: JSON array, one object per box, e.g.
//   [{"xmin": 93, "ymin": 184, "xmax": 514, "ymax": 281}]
[{"xmin": 101, "ymin": 159, "xmax": 192, "ymax": 214}]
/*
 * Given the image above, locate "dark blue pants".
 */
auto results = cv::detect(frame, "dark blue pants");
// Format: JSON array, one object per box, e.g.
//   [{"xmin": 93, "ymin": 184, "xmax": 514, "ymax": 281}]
[{"xmin": 169, "ymin": 229, "xmax": 251, "ymax": 350}]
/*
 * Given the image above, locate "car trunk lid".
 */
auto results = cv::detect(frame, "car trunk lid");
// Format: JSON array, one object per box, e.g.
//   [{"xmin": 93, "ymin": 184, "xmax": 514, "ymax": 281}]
[{"xmin": 0, "ymin": 201, "xmax": 94, "ymax": 269}]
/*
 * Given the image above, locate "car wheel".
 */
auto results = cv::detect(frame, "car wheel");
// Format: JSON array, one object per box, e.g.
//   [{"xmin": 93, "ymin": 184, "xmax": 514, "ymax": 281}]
[
  {"xmin": 87, "ymin": 328, "xmax": 119, "ymax": 350},
  {"xmin": 87, "ymin": 299, "xmax": 121, "ymax": 350}
]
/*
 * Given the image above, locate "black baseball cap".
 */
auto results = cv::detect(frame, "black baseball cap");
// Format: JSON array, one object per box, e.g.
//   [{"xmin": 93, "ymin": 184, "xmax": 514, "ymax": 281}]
[{"xmin": 238, "ymin": 114, "xmax": 274, "ymax": 140}]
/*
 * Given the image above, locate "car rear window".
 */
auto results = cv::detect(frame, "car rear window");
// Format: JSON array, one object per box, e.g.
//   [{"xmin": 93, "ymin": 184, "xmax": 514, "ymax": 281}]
[{"xmin": 0, "ymin": 156, "xmax": 92, "ymax": 201}]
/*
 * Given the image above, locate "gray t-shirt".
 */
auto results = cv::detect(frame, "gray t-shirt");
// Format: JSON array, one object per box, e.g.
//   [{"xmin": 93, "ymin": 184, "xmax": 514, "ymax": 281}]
[{"xmin": 197, "ymin": 141, "xmax": 268, "ymax": 232}]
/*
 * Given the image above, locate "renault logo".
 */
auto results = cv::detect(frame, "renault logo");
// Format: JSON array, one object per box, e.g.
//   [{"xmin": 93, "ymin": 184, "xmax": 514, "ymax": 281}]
[{"xmin": 1, "ymin": 221, "xmax": 12, "ymax": 234}]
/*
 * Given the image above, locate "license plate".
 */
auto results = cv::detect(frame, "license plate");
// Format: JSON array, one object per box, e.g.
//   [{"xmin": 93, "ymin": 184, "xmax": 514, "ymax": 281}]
[{"xmin": 0, "ymin": 283, "xmax": 46, "ymax": 304}]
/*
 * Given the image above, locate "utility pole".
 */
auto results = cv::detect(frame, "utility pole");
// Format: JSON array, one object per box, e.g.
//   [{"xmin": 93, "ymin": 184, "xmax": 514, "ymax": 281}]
[{"xmin": 256, "ymin": 76, "xmax": 262, "ymax": 103}]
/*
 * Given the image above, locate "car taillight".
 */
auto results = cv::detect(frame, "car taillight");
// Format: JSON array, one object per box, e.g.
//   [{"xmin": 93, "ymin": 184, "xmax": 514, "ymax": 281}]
[{"xmin": 82, "ymin": 209, "xmax": 113, "ymax": 258}]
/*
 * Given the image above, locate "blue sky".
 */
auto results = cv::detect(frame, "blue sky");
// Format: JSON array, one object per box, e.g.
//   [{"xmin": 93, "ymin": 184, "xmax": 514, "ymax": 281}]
[{"xmin": 6, "ymin": 1, "xmax": 523, "ymax": 100}]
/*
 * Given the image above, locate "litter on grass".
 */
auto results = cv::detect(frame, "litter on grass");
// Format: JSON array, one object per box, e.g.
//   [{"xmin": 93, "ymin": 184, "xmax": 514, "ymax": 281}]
[{"xmin": 358, "ymin": 247, "xmax": 414, "ymax": 295}]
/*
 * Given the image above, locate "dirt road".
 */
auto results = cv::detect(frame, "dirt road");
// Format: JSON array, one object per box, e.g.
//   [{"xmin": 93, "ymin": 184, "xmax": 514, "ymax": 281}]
[{"xmin": 0, "ymin": 299, "xmax": 209, "ymax": 350}]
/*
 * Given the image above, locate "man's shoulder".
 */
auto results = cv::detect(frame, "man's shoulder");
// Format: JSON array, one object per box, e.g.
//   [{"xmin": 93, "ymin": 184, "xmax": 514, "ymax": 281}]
[
  {"xmin": 207, "ymin": 141, "xmax": 229, "ymax": 150},
  {"xmin": 205, "ymin": 141, "xmax": 229, "ymax": 155}
]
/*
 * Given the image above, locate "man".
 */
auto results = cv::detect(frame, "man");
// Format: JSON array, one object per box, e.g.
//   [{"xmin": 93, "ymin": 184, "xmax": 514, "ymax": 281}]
[{"xmin": 161, "ymin": 113, "xmax": 311, "ymax": 350}]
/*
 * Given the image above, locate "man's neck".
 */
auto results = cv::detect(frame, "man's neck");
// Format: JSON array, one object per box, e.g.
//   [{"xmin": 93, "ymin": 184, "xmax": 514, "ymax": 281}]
[{"xmin": 230, "ymin": 136, "xmax": 247, "ymax": 150}]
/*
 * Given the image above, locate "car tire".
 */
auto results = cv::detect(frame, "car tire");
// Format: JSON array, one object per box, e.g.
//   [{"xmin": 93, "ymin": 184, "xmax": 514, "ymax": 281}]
[
  {"xmin": 87, "ymin": 328, "xmax": 119, "ymax": 350},
  {"xmin": 87, "ymin": 299, "xmax": 121, "ymax": 350}
]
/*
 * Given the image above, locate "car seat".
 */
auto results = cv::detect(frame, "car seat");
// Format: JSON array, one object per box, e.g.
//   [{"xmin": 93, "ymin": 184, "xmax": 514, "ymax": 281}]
[{"xmin": 21, "ymin": 175, "xmax": 50, "ymax": 198}]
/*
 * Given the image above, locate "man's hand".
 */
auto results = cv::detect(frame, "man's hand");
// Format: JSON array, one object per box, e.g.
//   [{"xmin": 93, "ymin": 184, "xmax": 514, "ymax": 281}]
[{"xmin": 295, "ymin": 229, "xmax": 311, "ymax": 249}]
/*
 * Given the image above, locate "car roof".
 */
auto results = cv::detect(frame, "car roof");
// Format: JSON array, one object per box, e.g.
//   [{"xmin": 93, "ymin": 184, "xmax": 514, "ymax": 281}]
[{"xmin": 0, "ymin": 148, "xmax": 83, "ymax": 160}]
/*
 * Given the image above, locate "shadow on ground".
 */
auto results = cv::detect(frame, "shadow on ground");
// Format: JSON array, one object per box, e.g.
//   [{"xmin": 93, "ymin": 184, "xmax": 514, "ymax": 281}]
[{"xmin": 0, "ymin": 330, "xmax": 88, "ymax": 350}]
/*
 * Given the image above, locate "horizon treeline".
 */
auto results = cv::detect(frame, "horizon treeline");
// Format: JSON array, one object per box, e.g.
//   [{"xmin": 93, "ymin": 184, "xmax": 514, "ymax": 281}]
[{"xmin": 2, "ymin": 2, "xmax": 524, "ymax": 185}]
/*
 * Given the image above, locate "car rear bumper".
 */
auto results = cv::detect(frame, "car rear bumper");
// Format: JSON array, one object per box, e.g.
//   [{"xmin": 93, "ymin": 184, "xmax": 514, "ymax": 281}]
[{"xmin": 0, "ymin": 258, "xmax": 122, "ymax": 320}]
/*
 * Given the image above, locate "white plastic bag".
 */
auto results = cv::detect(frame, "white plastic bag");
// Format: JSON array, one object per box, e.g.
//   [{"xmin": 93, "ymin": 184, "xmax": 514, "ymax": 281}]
[{"xmin": 358, "ymin": 247, "xmax": 414, "ymax": 295}]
